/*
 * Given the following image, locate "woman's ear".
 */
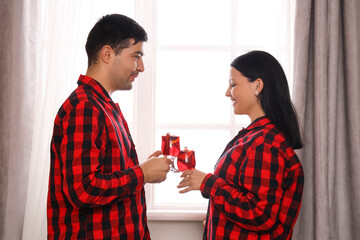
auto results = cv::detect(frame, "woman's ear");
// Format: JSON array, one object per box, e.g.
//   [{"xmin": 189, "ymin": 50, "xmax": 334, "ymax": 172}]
[
  {"xmin": 252, "ymin": 78, "xmax": 264, "ymax": 97},
  {"xmin": 255, "ymin": 78, "xmax": 264, "ymax": 93}
]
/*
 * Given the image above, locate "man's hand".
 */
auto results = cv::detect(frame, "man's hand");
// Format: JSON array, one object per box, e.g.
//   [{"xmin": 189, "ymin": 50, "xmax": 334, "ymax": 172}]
[{"xmin": 139, "ymin": 151, "xmax": 172, "ymax": 183}]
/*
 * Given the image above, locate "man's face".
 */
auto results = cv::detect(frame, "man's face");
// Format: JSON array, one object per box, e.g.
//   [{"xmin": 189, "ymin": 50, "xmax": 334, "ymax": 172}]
[{"xmin": 109, "ymin": 39, "xmax": 144, "ymax": 91}]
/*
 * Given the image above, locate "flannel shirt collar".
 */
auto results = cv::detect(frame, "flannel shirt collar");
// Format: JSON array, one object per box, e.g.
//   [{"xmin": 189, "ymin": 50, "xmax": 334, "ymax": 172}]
[
  {"xmin": 245, "ymin": 116, "xmax": 271, "ymax": 131},
  {"xmin": 77, "ymin": 74, "xmax": 113, "ymax": 103}
]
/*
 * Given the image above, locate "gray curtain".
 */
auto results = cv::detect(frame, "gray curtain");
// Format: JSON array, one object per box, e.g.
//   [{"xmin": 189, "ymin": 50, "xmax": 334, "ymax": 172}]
[
  {"xmin": 0, "ymin": 0, "xmax": 37, "ymax": 239},
  {"xmin": 292, "ymin": 0, "xmax": 360, "ymax": 239}
]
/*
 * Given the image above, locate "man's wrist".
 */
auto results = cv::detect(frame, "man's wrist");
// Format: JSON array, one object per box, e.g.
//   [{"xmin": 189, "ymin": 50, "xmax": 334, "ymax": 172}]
[
  {"xmin": 131, "ymin": 165, "xmax": 146, "ymax": 187},
  {"xmin": 138, "ymin": 164, "xmax": 147, "ymax": 184}
]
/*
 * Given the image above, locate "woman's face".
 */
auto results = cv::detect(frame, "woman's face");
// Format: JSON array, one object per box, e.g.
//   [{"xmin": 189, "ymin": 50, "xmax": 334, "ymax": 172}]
[{"xmin": 225, "ymin": 67, "xmax": 260, "ymax": 117}]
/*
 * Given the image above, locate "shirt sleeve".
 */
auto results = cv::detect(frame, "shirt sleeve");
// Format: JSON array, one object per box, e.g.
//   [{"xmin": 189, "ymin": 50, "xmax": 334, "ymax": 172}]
[
  {"xmin": 200, "ymin": 142, "xmax": 293, "ymax": 232},
  {"xmin": 59, "ymin": 101, "xmax": 144, "ymax": 209}
]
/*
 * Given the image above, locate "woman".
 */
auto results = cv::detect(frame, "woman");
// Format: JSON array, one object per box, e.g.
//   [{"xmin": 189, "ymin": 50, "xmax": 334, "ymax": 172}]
[{"xmin": 178, "ymin": 51, "xmax": 304, "ymax": 240}]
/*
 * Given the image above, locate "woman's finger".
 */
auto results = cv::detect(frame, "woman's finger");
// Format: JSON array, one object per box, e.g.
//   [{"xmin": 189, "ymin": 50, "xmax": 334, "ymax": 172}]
[
  {"xmin": 179, "ymin": 186, "xmax": 192, "ymax": 194},
  {"xmin": 177, "ymin": 178, "xmax": 190, "ymax": 188},
  {"xmin": 180, "ymin": 170, "xmax": 192, "ymax": 178}
]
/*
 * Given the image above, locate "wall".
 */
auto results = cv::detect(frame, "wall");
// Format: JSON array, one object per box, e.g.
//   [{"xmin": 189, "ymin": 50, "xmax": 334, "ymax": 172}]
[{"xmin": 148, "ymin": 221, "xmax": 203, "ymax": 240}]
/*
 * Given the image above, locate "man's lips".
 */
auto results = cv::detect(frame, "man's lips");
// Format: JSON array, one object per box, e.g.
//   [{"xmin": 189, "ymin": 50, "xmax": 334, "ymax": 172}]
[{"xmin": 130, "ymin": 73, "xmax": 138, "ymax": 81}]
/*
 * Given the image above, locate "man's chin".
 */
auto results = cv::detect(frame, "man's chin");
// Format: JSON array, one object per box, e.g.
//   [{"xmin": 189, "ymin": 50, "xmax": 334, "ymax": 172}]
[
  {"xmin": 127, "ymin": 83, "xmax": 133, "ymax": 90},
  {"xmin": 118, "ymin": 83, "xmax": 133, "ymax": 91}
]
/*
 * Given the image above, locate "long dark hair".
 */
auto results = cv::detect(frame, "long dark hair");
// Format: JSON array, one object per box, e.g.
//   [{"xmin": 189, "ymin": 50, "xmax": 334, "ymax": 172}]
[{"xmin": 231, "ymin": 51, "xmax": 303, "ymax": 149}]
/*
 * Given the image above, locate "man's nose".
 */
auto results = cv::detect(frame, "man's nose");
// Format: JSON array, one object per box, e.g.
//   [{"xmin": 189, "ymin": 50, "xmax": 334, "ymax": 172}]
[{"xmin": 137, "ymin": 58, "xmax": 144, "ymax": 72}]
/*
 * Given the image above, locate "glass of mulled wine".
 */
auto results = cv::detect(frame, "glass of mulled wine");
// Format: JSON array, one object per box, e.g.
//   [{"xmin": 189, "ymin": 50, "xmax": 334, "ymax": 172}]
[
  {"xmin": 161, "ymin": 133, "xmax": 196, "ymax": 172},
  {"xmin": 175, "ymin": 147, "xmax": 196, "ymax": 171}
]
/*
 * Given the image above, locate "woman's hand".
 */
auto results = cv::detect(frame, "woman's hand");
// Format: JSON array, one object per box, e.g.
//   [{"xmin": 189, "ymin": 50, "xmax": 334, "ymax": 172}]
[{"xmin": 177, "ymin": 169, "xmax": 208, "ymax": 193}]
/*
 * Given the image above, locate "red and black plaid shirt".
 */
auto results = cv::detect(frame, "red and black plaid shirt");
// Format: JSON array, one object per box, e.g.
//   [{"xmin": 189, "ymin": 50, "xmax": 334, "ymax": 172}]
[
  {"xmin": 201, "ymin": 117, "xmax": 304, "ymax": 240},
  {"xmin": 47, "ymin": 75, "xmax": 149, "ymax": 239}
]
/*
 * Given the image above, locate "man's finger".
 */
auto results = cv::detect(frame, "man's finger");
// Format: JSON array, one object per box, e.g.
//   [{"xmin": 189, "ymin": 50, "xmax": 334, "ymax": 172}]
[
  {"xmin": 165, "ymin": 157, "xmax": 173, "ymax": 164},
  {"xmin": 148, "ymin": 150, "xmax": 162, "ymax": 159}
]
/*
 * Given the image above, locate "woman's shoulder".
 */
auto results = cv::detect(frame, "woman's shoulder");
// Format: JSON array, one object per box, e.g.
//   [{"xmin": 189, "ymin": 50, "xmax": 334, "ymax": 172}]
[
  {"xmin": 262, "ymin": 123, "xmax": 302, "ymax": 168},
  {"xmin": 251, "ymin": 122, "xmax": 296, "ymax": 155}
]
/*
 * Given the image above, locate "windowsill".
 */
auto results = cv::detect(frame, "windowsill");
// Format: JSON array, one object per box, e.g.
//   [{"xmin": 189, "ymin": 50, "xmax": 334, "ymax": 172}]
[{"xmin": 147, "ymin": 209, "xmax": 207, "ymax": 221}]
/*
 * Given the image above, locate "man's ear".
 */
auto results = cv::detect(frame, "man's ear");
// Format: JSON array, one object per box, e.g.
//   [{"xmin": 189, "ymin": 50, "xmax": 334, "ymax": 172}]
[{"xmin": 99, "ymin": 45, "xmax": 113, "ymax": 64}]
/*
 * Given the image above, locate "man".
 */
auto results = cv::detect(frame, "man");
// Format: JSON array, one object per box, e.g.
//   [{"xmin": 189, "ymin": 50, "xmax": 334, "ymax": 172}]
[{"xmin": 47, "ymin": 14, "xmax": 171, "ymax": 239}]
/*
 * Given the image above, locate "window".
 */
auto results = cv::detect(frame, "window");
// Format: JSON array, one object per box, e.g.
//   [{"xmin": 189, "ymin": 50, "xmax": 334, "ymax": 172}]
[{"xmin": 129, "ymin": 0, "xmax": 296, "ymax": 220}]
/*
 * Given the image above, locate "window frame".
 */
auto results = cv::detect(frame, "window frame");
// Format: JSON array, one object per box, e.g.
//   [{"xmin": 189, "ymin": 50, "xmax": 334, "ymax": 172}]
[{"xmin": 131, "ymin": 0, "xmax": 295, "ymax": 221}]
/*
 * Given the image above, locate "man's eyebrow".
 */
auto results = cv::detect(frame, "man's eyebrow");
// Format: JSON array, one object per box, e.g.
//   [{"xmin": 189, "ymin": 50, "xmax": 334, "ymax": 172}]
[{"xmin": 134, "ymin": 51, "xmax": 144, "ymax": 56}]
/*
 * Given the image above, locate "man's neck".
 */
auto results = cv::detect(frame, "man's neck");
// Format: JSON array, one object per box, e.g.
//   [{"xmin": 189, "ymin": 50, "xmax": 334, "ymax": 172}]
[{"xmin": 86, "ymin": 68, "xmax": 112, "ymax": 95}]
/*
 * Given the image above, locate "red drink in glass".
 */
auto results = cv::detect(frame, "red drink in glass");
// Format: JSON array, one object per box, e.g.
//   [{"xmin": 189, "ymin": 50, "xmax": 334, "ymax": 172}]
[
  {"xmin": 161, "ymin": 133, "xmax": 180, "ymax": 158},
  {"xmin": 161, "ymin": 133, "xmax": 171, "ymax": 155},
  {"xmin": 169, "ymin": 136, "xmax": 180, "ymax": 157},
  {"xmin": 176, "ymin": 147, "xmax": 196, "ymax": 171}
]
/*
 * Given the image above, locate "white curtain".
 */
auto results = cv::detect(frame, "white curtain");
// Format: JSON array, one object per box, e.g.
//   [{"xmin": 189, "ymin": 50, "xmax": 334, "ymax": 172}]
[
  {"xmin": 22, "ymin": 1, "xmax": 136, "ymax": 239},
  {"xmin": 0, "ymin": 0, "xmax": 38, "ymax": 239}
]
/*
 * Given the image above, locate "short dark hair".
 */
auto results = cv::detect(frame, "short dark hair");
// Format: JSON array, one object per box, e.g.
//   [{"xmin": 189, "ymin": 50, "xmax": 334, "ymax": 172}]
[
  {"xmin": 85, "ymin": 14, "xmax": 148, "ymax": 67},
  {"xmin": 231, "ymin": 50, "xmax": 303, "ymax": 149}
]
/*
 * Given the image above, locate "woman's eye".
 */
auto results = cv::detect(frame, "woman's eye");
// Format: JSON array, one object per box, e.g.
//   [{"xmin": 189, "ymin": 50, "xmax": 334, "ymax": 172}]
[{"xmin": 230, "ymin": 83, "xmax": 236, "ymax": 87}]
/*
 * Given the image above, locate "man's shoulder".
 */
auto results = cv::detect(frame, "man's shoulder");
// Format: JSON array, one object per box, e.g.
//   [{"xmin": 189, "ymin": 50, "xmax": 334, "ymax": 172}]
[{"xmin": 55, "ymin": 85, "xmax": 102, "ymax": 123}]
